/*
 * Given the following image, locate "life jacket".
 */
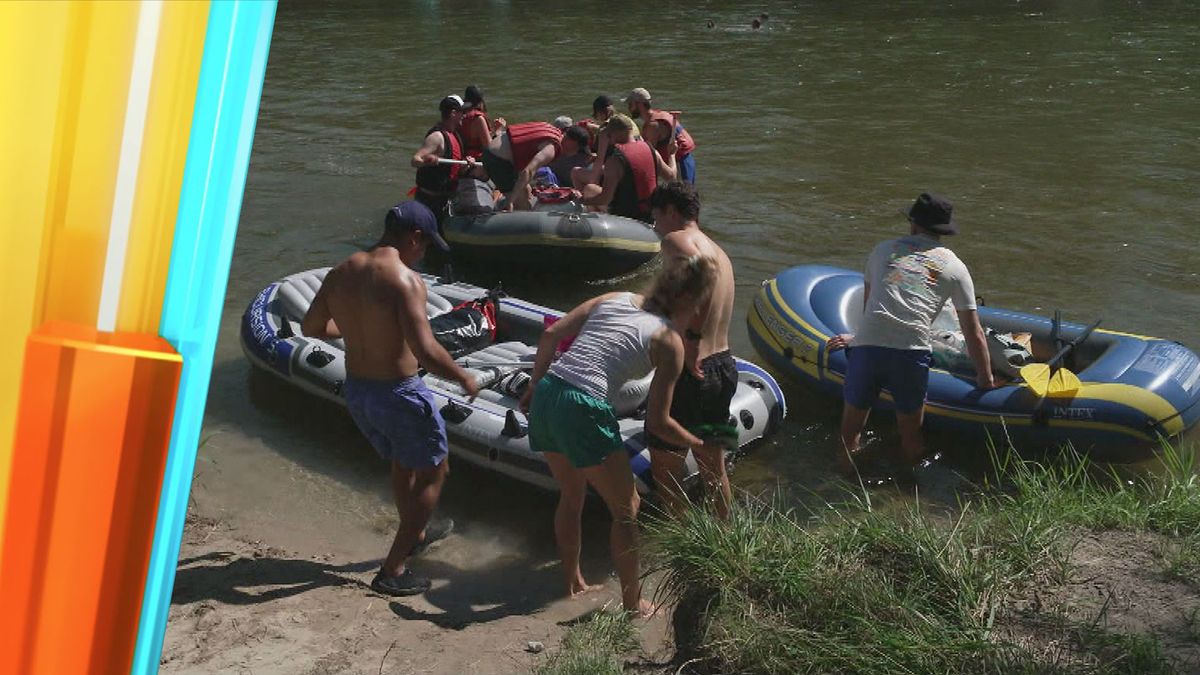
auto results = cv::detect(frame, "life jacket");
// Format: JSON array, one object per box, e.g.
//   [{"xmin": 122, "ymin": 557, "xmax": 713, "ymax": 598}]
[
  {"xmin": 609, "ymin": 140, "xmax": 656, "ymax": 223},
  {"xmin": 507, "ymin": 122, "xmax": 563, "ymax": 173},
  {"xmin": 415, "ymin": 125, "xmax": 464, "ymax": 196},
  {"xmin": 577, "ymin": 118, "xmax": 599, "ymax": 152},
  {"xmin": 461, "ymin": 108, "xmax": 489, "ymax": 159},
  {"xmin": 647, "ymin": 109, "xmax": 695, "ymax": 160}
]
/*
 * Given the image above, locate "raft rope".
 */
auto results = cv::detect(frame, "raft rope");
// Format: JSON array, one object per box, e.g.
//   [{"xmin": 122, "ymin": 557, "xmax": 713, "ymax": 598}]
[{"xmin": 1147, "ymin": 395, "xmax": 1200, "ymax": 431}]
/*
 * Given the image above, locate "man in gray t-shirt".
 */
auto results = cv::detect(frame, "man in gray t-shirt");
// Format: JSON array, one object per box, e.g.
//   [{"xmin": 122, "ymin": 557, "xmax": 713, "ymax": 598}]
[{"xmin": 827, "ymin": 193, "xmax": 995, "ymax": 476}]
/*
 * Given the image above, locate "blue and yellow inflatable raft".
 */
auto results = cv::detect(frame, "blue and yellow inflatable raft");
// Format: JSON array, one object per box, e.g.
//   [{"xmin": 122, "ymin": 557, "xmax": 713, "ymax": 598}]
[{"xmin": 748, "ymin": 265, "xmax": 1200, "ymax": 450}]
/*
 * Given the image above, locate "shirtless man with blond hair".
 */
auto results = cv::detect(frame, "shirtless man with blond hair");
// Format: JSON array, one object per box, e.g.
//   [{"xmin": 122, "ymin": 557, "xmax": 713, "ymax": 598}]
[
  {"xmin": 643, "ymin": 182, "xmax": 738, "ymax": 518},
  {"xmin": 302, "ymin": 201, "xmax": 479, "ymax": 596}
]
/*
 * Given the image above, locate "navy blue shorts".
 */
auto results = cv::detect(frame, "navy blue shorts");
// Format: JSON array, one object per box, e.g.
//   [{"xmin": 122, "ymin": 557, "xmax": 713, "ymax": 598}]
[
  {"xmin": 344, "ymin": 374, "xmax": 448, "ymax": 469},
  {"xmin": 842, "ymin": 346, "xmax": 932, "ymax": 414},
  {"xmin": 678, "ymin": 153, "xmax": 696, "ymax": 184}
]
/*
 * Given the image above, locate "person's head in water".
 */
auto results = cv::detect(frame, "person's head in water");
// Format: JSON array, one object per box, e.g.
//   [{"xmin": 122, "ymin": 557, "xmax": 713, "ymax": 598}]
[
  {"xmin": 463, "ymin": 85, "xmax": 486, "ymax": 112},
  {"xmin": 439, "ymin": 94, "xmax": 464, "ymax": 124},
  {"xmin": 644, "ymin": 254, "xmax": 717, "ymax": 318},
  {"xmin": 624, "ymin": 87, "xmax": 652, "ymax": 120},
  {"xmin": 383, "ymin": 201, "xmax": 449, "ymax": 261},
  {"xmin": 649, "ymin": 181, "xmax": 701, "ymax": 232},
  {"xmin": 592, "ymin": 95, "xmax": 615, "ymax": 123}
]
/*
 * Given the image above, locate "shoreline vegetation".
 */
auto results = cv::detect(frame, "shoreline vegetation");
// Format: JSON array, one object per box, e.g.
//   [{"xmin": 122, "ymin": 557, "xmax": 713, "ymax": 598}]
[{"xmin": 536, "ymin": 440, "xmax": 1200, "ymax": 674}]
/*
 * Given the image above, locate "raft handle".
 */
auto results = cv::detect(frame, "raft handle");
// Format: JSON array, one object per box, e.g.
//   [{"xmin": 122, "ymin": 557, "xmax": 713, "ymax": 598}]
[
  {"xmin": 502, "ymin": 409, "xmax": 527, "ymax": 438},
  {"xmin": 441, "ymin": 400, "xmax": 473, "ymax": 424}
]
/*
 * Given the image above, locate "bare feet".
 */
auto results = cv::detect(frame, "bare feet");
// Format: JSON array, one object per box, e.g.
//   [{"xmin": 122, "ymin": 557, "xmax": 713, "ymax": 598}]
[
  {"xmin": 567, "ymin": 578, "xmax": 605, "ymax": 597},
  {"xmin": 626, "ymin": 599, "xmax": 659, "ymax": 619}
]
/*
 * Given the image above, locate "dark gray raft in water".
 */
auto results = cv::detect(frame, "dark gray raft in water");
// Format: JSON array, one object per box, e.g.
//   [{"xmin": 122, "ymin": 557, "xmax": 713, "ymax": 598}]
[{"xmin": 441, "ymin": 186, "xmax": 661, "ymax": 280}]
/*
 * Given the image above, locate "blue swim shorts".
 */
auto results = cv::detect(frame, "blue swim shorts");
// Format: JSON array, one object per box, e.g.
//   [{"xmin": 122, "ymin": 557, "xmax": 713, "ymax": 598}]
[
  {"xmin": 344, "ymin": 374, "xmax": 448, "ymax": 469},
  {"xmin": 677, "ymin": 153, "xmax": 696, "ymax": 184},
  {"xmin": 842, "ymin": 346, "xmax": 932, "ymax": 414}
]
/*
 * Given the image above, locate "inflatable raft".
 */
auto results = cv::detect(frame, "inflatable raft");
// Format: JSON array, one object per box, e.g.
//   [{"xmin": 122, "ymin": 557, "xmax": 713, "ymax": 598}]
[
  {"xmin": 440, "ymin": 180, "xmax": 660, "ymax": 280},
  {"xmin": 748, "ymin": 265, "xmax": 1200, "ymax": 450},
  {"xmin": 242, "ymin": 268, "xmax": 786, "ymax": 493}
]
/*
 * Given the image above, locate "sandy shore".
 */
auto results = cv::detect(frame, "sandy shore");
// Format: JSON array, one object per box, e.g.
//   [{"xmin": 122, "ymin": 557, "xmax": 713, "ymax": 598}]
[{"xmin": 161, "ymin": 507, "xmax": 671, "ymax": 674}]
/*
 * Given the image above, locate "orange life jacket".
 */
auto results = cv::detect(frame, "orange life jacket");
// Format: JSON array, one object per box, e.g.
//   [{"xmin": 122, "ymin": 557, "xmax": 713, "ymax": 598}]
[
  {"xmin": 647, "ymin": 109, "xmax": 695, "ymax": 160},
  {"xmin": 461, "ymin": 108, "xmax": 490, "ymax": 159},
  {"xmin": 415, "ymin": 124, "xmax": 464, "ymax": 196},
  {"xmin": 508, "ymin": 122, "xmax": 563, "ymax": 172},
  {"xmin": 610, "ymin": 140, "xmax": 656, "ymax": 223}
]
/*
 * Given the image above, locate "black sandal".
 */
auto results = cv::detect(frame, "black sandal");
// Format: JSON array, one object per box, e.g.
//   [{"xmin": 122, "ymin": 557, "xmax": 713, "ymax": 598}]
[
  {"xmin": 410, "ymin": 518, "xmax": 454, "ymax": 556},
  {"xmin": 371, "ymin": 569, "xmax": 431, "ymax": 597}
]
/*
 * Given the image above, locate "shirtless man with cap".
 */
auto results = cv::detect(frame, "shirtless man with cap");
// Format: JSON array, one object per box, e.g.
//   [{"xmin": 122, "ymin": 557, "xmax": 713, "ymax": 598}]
[
  {"xmin": 302, "ymin": 201, "xmax": 480, "ymax": 596},
  {"xmin": 643, "ymin": 182, "xmax": 738, "ymax": 518}
]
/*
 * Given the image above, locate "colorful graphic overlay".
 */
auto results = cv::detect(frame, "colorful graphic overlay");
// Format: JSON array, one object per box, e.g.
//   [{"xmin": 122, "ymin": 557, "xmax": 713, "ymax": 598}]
[{"xmin": 0, "ymin": 2, "xmax": 276, "ymax": 673}]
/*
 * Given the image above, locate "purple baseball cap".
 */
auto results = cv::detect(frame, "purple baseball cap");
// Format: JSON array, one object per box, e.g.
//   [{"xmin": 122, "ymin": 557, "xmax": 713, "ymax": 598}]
[{"xmin": 386, "ymin": 201, "xmax": 449, "ymax": 251}]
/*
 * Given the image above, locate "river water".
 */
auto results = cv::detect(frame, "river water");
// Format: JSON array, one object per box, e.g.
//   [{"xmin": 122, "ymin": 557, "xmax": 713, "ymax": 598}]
[{"xmin": 193, "ymin": 1, "xmax": 1199, "ymax": 557}]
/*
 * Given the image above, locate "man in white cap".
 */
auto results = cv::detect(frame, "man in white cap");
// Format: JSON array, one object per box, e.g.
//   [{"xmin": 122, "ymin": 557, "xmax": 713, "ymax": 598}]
[
  {"xmin": 411, "ymin": 95, "xmax": 471, "ymax": 223},
  {"xmin": 625, "ymin": 87, "xmax": 697, "ymax": 184}
]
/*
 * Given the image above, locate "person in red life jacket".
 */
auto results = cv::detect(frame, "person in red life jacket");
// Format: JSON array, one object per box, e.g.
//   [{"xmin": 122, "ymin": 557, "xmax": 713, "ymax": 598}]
[
  {"xmin": 411, "ymin": 95, "xmax": 473, "ymax": 223},
  {"xmin": 460, "ymin": 85, "xmax": 506, "ymax": 161},
  {"xmin": 549, "ymin": 125, "xmax": 593, "ymax": 190},
  {"xmin": 478, "ymin": 121, "xmax": 563, "ymax": 211},
  {"xmin": 578, "ymin": 114, "xmax": 675, "ymax": 223},
  {"xmin": 625, "ymin": 87, "xmax": 697, "ymax": 184}
]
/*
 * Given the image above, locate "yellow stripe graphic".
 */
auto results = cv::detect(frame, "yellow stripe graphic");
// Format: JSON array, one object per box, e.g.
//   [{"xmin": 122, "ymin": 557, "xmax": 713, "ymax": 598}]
[
  {"xmin": 97, "ymin": 0, "xmax": 164, "ymax": 331},
  {"xmin": 116, "ymin": 1, "xmax": 211, "ymax": 333}
]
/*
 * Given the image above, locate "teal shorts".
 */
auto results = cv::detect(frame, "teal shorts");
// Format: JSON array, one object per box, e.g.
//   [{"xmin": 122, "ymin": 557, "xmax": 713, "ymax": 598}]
[{"xmin": 529, "ymin": 374, "xmax": 622, "ymax": 468}]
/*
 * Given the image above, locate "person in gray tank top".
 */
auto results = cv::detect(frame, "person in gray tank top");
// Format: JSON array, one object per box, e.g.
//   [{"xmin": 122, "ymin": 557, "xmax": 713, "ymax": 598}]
[{"xmin": 519, "ymin": 256, "xmax": 718, "ymax": 616}]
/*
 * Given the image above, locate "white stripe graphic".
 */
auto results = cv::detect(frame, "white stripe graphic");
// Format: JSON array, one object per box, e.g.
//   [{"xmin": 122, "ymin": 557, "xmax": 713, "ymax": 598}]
[{"xmin": 96, "ymin": 0, "xmax": 163, "ymax": 332}]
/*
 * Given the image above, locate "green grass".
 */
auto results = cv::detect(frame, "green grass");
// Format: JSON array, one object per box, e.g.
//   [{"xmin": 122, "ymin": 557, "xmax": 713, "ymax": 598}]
[
  {"xmin": 635, "ymin": 440, "xmax": 1198, "ymax": 674},
  {"xmin": 533, "ymin": 608, "xmax": 638, "ymax": 675},
  {"xmin": 984, "ymin": 439, "xmax": 1200, "ymax": 538}
]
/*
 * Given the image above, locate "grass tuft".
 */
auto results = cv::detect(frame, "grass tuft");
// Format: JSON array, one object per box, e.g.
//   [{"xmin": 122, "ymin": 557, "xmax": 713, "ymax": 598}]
[
  {"xmin": 638, "ymin": 440, "xmax": 1197, "ymax": 674},
  {"xmin": 534, "ymin": 608, "xmax": 638, "ymax": 675}
]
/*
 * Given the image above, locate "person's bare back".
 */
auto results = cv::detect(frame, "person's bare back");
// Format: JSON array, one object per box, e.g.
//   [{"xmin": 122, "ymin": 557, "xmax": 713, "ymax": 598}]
[
  {"xmin": 301, "ymin": 201, "xmax": 477, "ymax": 597},
  {"xmin": 661, "ymin": 227, "xmax": 734, "ymax": 358},
  {"xmin": 318, "ymin": 248, "xmax": 425, "ymax": 380}
]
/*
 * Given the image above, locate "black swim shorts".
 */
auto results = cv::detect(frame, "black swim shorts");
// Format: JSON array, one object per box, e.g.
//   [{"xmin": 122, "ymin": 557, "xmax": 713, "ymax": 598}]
[
  {"xmin": 481, "ymin": 147, "xmax": 517, "ymax": 193},
  {"xmin": 644, "ymin": 349, "xmax": 739, "ymax": 453}
]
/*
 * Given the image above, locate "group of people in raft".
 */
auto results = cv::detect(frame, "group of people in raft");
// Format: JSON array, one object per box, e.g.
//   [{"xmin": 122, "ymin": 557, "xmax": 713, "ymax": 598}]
[
  {"xmin": 304, "ymin": 86, "xmax": 995, "ymax": 615},
  {"xmin": 411, "ymin": 84, "xmax": 696, "ymax": 223}
]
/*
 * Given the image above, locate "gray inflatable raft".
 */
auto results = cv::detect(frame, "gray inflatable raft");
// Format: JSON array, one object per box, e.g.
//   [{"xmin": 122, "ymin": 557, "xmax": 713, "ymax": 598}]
[
  {"xmin": 240, "ymin": 268, "xmax": 786, "ymax": 494},
  {"xmin": 441, "ymin": 181, "xmax": 661, "ymax": 280}
]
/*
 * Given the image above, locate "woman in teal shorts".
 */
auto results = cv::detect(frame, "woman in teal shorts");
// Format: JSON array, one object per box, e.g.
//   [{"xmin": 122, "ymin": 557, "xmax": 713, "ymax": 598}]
[{"xmin": 519, "ymin": 256, "xmax": 717, "ymax": 616}]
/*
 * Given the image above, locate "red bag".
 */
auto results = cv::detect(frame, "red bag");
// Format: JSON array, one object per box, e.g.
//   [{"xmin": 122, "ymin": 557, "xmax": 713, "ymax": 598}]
[
  {"xmin": 532, "ymin": 187, "xmax": 576, "ymax": 204},
  {"xmin": 543, "ymin": 315, "xmax": 576, "ymax": 355}
]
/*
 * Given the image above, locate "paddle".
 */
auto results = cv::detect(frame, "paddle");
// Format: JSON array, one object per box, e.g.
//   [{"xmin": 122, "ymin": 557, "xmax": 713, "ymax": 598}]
[
  {"xmin": 1020, "ymin": 318, "xmax": 1102, "ymax": 398},
  {"xmin": 456, "ymin": 359, "xmax": 533, "ymax": 370},
  {"xmin": 436, "ymin": 158, "xmax": 474, "ymax": 166}
]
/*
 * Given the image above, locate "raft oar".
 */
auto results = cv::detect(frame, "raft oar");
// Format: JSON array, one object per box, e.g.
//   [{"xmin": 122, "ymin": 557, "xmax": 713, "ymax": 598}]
[
  {"xmin": 456, "ymin": 359, "xmax": 533, "ymax": 370},
  {"xmin": 437, "ymin": 158, "xmax": 474, "ymax": 166},
  {"xmin": 1020, "ymin": 318, "xmax": 1102, "ymax": 398}
]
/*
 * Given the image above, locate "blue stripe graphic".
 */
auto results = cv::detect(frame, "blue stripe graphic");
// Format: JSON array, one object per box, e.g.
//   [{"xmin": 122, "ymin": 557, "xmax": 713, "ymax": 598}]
[{"xmin": 132, "ymin": 3, "xmax": 277, "ymax": 673}]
